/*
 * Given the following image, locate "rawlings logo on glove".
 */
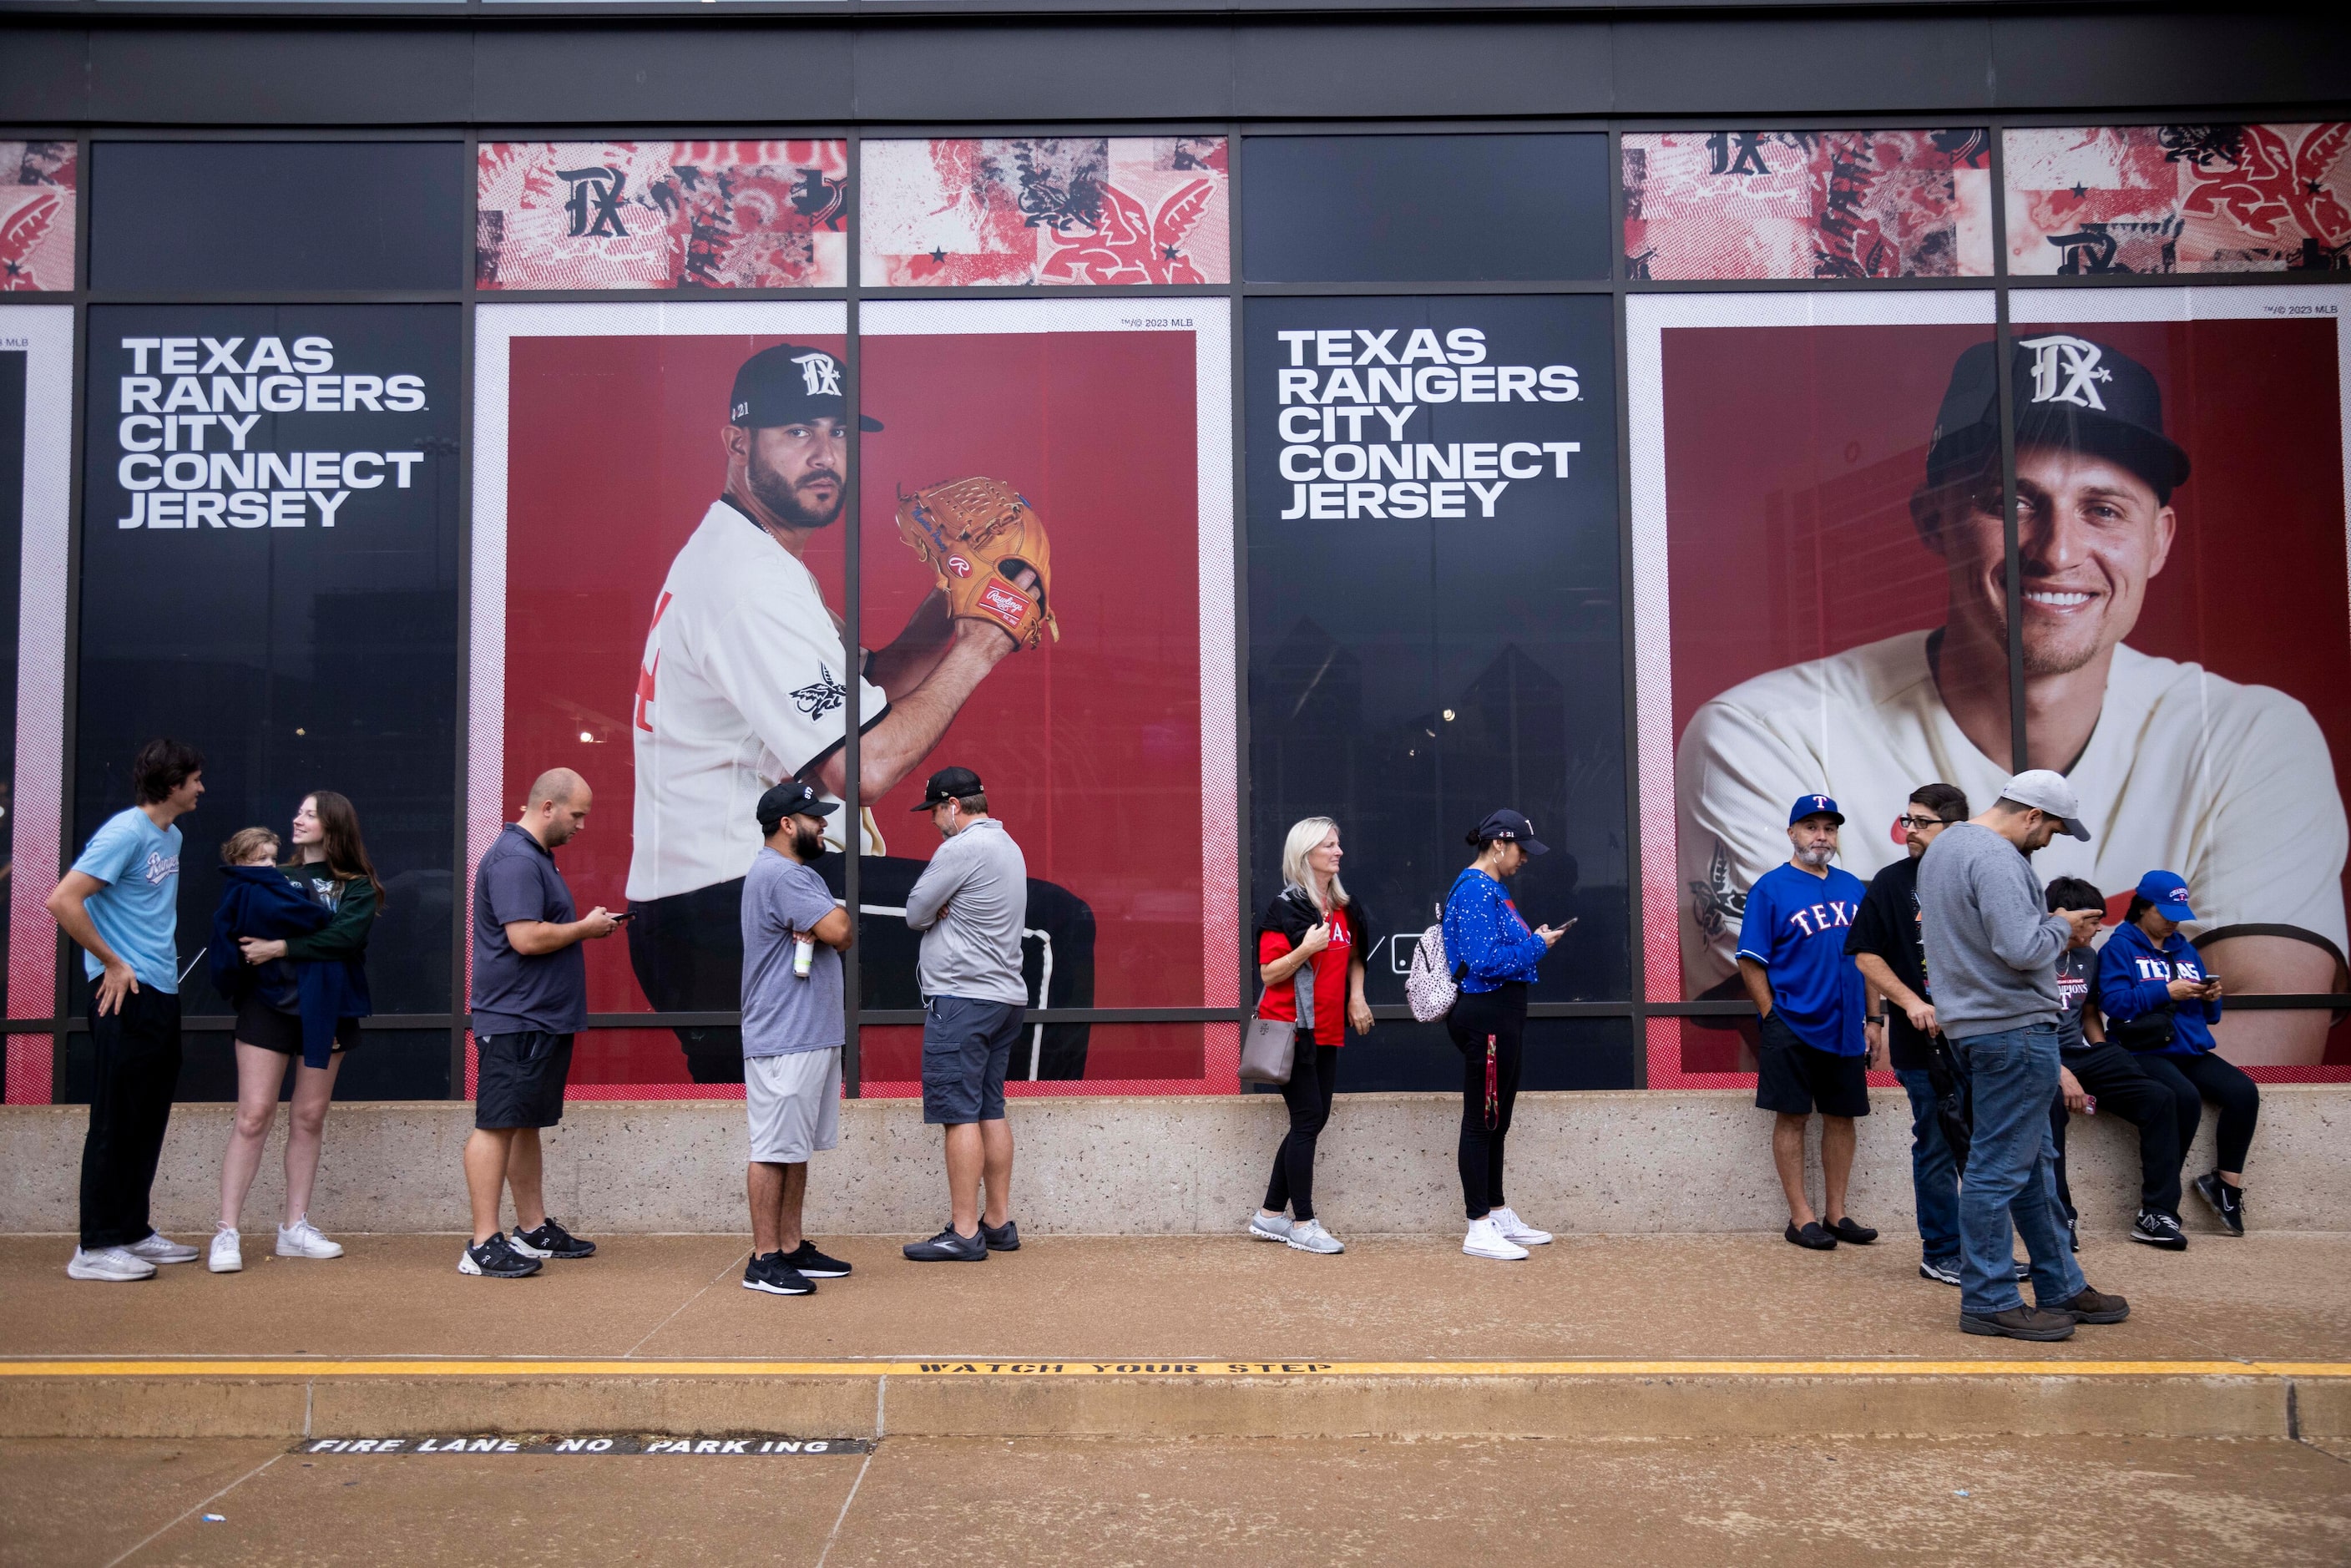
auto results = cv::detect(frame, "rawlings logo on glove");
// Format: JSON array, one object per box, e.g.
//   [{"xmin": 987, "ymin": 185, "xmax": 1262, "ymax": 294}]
[{"xmin": 894, "ymin": 476, "xmax": 1060, "ymax": 651}]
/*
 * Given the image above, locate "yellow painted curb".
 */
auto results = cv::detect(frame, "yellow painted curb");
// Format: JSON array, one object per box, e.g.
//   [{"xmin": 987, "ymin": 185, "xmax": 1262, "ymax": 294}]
[{"xmin": 2, "ymin": 1358, "xmax": 2343, "ymax": 1379}]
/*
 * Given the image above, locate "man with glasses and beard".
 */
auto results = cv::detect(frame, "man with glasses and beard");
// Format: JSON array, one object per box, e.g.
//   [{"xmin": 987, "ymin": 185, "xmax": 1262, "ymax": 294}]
[{"xmin": 627, "ymin": 343, "xmax": 1092, "ymax": 1083}]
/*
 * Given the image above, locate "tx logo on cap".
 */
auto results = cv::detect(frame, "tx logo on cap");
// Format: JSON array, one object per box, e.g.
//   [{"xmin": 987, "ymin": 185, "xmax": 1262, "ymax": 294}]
[
  {"xmin": 792, "ymin": 352, "xmax": 842, "ymax": 397},
  {"xmin": 2019, "ymin": 335, "xmax": 2115, "ymax": 412}
]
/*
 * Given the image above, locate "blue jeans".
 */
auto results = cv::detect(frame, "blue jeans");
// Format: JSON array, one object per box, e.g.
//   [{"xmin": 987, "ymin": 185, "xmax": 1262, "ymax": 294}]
[
  {"xmin": 1893, "ymin": 1067, "xmax": 1959, "ymax": 1265},
  {"xmin": 1951, "ymin": 1024, "xmax": 2086, "ymax": 1316}
]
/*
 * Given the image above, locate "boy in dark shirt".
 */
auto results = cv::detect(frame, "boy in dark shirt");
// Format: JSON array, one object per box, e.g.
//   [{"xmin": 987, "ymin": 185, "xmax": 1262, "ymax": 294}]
[{"xmin": 2043, "ymin": 878, "xmax": 2189, "ymax": 1251}]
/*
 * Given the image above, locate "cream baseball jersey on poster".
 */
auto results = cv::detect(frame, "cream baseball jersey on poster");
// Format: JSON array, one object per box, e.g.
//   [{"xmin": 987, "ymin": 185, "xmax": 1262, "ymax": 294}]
[
  {"xmin": 628, "ymin": 499, "xmax": 887, "ymax": 903},
  {"xmin": 1676, "ymin": 629, "xmax": 2349, "ymax": 994}
]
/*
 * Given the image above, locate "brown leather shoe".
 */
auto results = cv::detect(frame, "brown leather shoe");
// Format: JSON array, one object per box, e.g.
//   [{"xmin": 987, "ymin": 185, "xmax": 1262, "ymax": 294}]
[
  {"xmin": 2055, "ymin": 1287, "xmax": 2129, "ymax": 1324},
  {"xmin": 1961, "ymin": 1305, "xmax": 2077, "ymax": 1341}
]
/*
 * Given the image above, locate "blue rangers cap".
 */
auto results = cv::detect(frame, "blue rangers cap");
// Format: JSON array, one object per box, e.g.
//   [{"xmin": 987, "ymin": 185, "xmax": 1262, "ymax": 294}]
[
  {"xmin": 1787, "ymin": 794, "xmax": 1846, "ymax": 827},
  {"xmin": 2135, "ymin": 869, "xmax": 2197, "ymax": 922}
]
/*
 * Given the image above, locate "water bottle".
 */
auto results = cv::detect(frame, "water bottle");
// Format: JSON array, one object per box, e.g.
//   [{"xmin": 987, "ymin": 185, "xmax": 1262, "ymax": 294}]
[{"xmin": 793, "ymin": 932, "xmax": 816, "ymax": 979}]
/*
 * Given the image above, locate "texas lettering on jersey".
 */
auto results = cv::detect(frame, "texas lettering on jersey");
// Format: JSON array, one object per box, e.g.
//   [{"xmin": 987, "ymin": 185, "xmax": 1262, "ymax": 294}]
[{"xmin": 1780, "ymin": 898, "xmax": 1856, "ymax": 938}]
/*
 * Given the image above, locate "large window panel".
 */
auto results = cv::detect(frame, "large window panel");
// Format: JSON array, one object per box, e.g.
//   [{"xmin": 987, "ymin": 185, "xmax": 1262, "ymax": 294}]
[
  {"xmin": 861, "ymin": 139, "xmax": 1230, "ymax": 287},
  {"xmin": 91, "ymin": 143, "xmax": 464, "ymax": 294},
  {"xmin": 857, "ymin": 299, "xmax": 1236, "ymax": 1087},
  {"xmin": 1247, "ymin": 296, "xmax": 1629, "ymax": 1092},
  {"xmin": 470, "ymin": 301, "xmax": 849, "ymax": 1089},
  {"xmin": 1628, "ymin": 293, "xmax": 2002, "ymax": 1083},
  {"xmin": 1242, "ymin": 134, "xmax": 1610, "ymax": 283},
  {"xmin": 2009, "ymin": 286, "xmax": 2351, "ymax": 1080},
  {"xmin": 77, "ymin": 305, "xmax": 462, "ymax": 1025}
]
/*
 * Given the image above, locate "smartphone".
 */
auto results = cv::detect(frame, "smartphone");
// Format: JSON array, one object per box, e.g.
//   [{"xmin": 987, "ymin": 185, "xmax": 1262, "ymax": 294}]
[{"xmin": 610, "ymin": 911, "xmax": 635, "ymax": 923}]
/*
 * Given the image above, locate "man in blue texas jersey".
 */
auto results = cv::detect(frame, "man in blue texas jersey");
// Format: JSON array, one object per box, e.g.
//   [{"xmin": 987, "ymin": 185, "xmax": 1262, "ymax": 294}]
[{"xmin": 1736, "ymin": 795, "xmax": 1881, "ymax": 1252}]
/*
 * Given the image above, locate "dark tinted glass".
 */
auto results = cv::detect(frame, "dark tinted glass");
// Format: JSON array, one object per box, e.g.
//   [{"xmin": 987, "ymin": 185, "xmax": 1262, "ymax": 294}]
[
  {"xmin": 1247, "ymin": 295, "xmax": 1630, "ymax": 1077},
  {"xmin": 1307, "ymin": 1017, "xmax": 1636, "ymax": 1094},
  {"xmin": 76, "ymin": 305, "xmax": 462, "ymax": 1016},
  {"xmin": 1242, "ymin": 134, "xmax": 1610, "ymax": 283},
  {"xmin": 63, "ymin": 1029, "xmax": 451, "ymax": 1104},
  {"xmin": 91, "ymin": 143, "xmax": 464, "ymax": 293}
]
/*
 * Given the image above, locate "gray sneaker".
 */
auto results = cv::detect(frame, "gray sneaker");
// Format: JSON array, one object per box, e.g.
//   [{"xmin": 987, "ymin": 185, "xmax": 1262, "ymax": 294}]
[
  {"xmin": 67, "ymin": 1245, "xmax": 156, "ymax": 1282},
  {"xmin": 125, "ymin": 1232, "xmax": 200, "ymax": 1265},
  {"xmin": 902, "ymin": 1226, "xmax": 988, "ymax": 1262},
  {"xmin": 1285, "ymin": 1219, "xmax": 1345, "ymax": 1255},
  {"xmin": 1248, "ymin": 1211, "xmax": 1293, "ymax": 1242}
]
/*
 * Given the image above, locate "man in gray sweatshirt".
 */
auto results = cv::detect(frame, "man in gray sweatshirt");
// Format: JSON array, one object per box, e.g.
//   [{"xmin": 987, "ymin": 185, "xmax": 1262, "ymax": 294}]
[
  {"xmin": 900, "ymin": 767, "xmax": 1030, "ymax": 1262},
  {"xmin": 1918, "ymin": 769, "xmax": 2129, "ymax": 1340}
]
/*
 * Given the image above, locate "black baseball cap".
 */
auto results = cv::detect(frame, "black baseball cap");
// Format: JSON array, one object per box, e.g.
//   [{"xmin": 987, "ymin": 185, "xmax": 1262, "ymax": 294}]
[
  {"xmin": 1466, "ymin": 808, "xmax": 1549, "ymax": 855},
  {"xmin": 728, "ymin": 344, "xmax": 884, "ymax": 433},
  {"xmin": 756, "ymin": 780, "xmax": 839, "ymax": 833},
  {"xmin": 913, "ymin": 766, "xmax": 985, "ymax": 812},
  {"xmin": 1924, "ymin": 335, "xmax": 2191, "ymax": 503}
]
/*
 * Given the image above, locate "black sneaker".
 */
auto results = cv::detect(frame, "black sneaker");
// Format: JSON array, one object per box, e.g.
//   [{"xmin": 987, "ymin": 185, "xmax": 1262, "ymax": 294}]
[
  {"xmin": 2065, "ymin": 1211, "xmax": 2081, "ymax": 1253},
  {"xmin": 742, "ymin": 1252, "xmax": 815, "ymax": 1297},
  {"xmin": 1784, "ymin": 1222, "xmax": 1837, "ymax": 1251},
  {"xmin": 458, "ymin": 1232, "xmax": 542, "ymax": 1279},
  {"xmin": 1823, "ymin": 1216, "xmax": 1878, "ymax": 1245},
  {"xmin": 781, "ymin": 1241, "xmax": 852, "ymax": 1279},
  {"xmin": 2130, "ymin": 1209, "xmax": 2188, "ymax": 1251},
  {"xmin": 978, "ymin": 1218, "xmax": 1021, "ymax": 1252},
  {"xmin": 902, "ymin": 1226, "xmax": 988, "ymax": 1262},
  {"xmin": 2193, "ymin": 1172, "xmax": 2246, "ymax": 1237},
  {"xmin": 1919, "ymin": 1257, "xmax": 1962, "ymax": 1287},
  {"xmin": 512, "ymin": 1217, "xmax": 596, "ymax": 1259}
]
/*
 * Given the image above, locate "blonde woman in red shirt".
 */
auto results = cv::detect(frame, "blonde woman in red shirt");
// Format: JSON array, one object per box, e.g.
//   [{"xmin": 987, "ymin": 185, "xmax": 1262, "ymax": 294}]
[{"xmin": 1248, "ymin": 817, "xmax": 1375, "ymax": 1254}]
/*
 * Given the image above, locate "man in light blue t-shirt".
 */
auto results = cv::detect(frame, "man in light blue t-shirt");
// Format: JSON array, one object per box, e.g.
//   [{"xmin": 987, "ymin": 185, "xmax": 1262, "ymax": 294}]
[{"xmin": 47, "ymin": 739, "xmax": 206, "ymax": 1282}]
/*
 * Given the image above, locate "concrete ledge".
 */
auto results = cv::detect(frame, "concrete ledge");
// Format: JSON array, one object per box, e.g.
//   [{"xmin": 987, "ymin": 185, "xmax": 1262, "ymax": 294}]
[
  {"xmin": 5, "ymin": 1086, "xmax": 2344, "ymax": 1236},
  {"xmin": 0, "ymin": 1360, "xmax": 2333, "ymax": 1441}
]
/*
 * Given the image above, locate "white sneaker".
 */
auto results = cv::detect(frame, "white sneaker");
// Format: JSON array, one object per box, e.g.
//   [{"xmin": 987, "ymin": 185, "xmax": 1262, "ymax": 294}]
[
  {"xmin": 1489, "ymin": 1206, "xmax": 1553, "ymax": 1246},
  {"xmin": 1248, "ymin": 1211, "xmax": 1293, "ymax": 1242},
  {"xmin": 276, "ymin": 1217, "xmax": 344, "ymax": 1260},
  {"xmin": 125, "ymin": 1232, "xmax": 199, "ymax": 1265},
  {"xmin": 1285, "ymin": 1219, "xmax": 1345, "ymax": 1255},
  {"xmin": 1463, "ymin": 1216, "xmax": 1529, "ymax": 1261},
  {"xmin": 209, "ymin": 1228, "xmax": 243, "ymax": 1273},
  {"xmin": 67, "ymin": 1246, "xmax": 157, "ymax": 1282}
]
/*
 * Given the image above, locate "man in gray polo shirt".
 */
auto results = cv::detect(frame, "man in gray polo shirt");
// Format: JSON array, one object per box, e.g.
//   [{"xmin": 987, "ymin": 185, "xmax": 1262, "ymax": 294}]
[
  {"xmin": 901, "ymin": 766, "xmax": 1029, "ymax": 1262},
  {"xmin": 738, "ymin": 781, "xmax": 856, "ymax": 1297}
]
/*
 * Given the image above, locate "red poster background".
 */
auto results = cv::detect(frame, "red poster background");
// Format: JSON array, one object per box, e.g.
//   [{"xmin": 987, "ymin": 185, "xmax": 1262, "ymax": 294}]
[
  {"xmin": 1659, "ymin": 316, "xmax": 2351, "ymax": 1073},
  {"xmin": 855, "ymin": 328, "xmax": 1206, "ymax": 1085}
]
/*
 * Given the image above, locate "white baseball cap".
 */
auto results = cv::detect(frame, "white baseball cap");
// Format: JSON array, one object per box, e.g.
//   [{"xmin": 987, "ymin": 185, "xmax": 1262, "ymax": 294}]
[{"xmin": 1998, "ymin": 769, "xmax": 2092, "ymax": 842}]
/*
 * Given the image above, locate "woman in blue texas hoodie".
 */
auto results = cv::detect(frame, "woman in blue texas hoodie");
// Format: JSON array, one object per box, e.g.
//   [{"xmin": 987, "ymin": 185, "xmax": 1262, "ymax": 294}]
[{"xmin": 2097, "ymin": 871, "xmax": 2259, "ymax": 1236}]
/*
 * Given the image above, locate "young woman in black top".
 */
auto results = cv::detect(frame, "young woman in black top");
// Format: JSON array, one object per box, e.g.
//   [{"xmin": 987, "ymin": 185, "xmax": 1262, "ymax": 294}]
[{"xmin": 211, "ymin": 791, "xmax": 382, "ymax": 1272}]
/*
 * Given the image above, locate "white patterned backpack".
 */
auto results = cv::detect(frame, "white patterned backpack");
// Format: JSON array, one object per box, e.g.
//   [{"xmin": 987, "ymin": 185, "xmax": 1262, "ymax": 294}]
[{"xmin": 1405, "ymin": 920, "xmax": 1461, "ymax": 1023}]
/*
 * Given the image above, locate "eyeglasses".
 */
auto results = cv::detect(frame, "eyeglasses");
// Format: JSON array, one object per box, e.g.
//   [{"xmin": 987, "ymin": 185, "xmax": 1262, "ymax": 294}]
[{"xmin": 1896, "ymin": 815, "xmax": 1952, "ymax": 830}]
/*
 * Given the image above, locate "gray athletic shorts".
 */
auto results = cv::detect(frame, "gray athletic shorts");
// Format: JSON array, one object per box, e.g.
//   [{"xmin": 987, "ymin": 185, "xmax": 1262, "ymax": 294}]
[{"xmin": 746, "ymin": 1049, "xmax": 842, "ymax": 1164}]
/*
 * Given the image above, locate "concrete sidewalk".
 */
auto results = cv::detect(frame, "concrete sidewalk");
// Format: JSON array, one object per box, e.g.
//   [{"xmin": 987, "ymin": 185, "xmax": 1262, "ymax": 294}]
[{"xmin": 3, "ymin": 1232, "xmax": 2345, "ymax": 1443}]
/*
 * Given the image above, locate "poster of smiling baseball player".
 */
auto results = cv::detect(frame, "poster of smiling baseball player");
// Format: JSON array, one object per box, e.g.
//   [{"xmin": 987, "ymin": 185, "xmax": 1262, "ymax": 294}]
[
  {"xmin": 472, "ymin": 299, "xmax": 1233, "ymax": 1090},
  {"xmin": 1630, "ymin": 286, "xmax": 2351, "ymax": 1080}
]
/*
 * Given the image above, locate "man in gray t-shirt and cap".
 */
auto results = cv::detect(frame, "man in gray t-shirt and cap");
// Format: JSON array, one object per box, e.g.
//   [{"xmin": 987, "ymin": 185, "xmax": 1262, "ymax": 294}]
[
  {"xmin": 900, "ymin": 766, "xmax": 1030, "ymax": 1262},
  {"xmin": 738, "ymin": 781, "xmax": 857, "ymax": 1297},
  {"xmin": 1917, "ymin": 768, "xmax": 2129, "ymax": 1342}
]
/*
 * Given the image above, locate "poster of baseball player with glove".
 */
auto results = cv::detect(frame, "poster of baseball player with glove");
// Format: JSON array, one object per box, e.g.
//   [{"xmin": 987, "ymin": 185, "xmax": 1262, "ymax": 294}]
[
  {"xmin": 1631, "ymin": 286, "xmax": 2351, "ymax": 1076},
  {"xmin": 472, "ymin": 299, "xmax": 1232, "ymax": 1090}
]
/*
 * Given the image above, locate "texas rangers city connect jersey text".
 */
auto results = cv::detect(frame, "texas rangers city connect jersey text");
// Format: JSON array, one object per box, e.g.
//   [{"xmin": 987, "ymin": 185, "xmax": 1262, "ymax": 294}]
[
  {"xmin": 1677, "ymin": 630, "xmax": 2348, "ymax": 996},
  {"xmin": 628, "ymin": 498, "xmax": 889, "ymax": 903}
]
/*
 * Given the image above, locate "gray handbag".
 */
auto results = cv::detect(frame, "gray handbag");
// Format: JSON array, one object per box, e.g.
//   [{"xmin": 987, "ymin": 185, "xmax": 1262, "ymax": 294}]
[{"xmin": 1239, "ymin": 961, "xmax": 1312, "ymax": 1085}]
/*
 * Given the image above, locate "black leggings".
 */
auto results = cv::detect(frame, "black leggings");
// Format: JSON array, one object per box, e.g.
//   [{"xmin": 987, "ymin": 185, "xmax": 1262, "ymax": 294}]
[
  {"xmin": 1446, "ymin": 984, "xmax": 1527, "ymax": 1220},
  {"xmin": 2134, "ymin": 1051, "xmax": 2260, "ymax": 1177},
  {"xmin": 1263, "ymin": 1038, "xmax": 1340, "ymax": 1224}
]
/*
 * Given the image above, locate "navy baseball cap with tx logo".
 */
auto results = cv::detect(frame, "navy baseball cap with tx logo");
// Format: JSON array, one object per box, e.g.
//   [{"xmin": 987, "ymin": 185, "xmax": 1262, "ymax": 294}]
[
  {"xmin": 1787, "ymin": 794, "xmax": 1846, "ymax": 827},
  {"xmin": 727, "ymin": 343, "xmax": 885, "ymax": 433}
]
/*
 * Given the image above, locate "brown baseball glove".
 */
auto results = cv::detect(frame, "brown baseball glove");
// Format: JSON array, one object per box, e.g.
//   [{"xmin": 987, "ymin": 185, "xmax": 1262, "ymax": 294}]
[{"xmin": 894, "ymin": 476, "xmax": 1059, "ymax": 650}]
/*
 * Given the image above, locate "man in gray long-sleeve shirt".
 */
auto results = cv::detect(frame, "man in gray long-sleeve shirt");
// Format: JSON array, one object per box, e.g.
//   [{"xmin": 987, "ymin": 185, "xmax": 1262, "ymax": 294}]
[
  {"xmin": 1918, "ymin": 769, "xmax": 2127, "ymax": 1341},
  {"xmin": 899, "ymin": 766, "xmax": 1030, "ymax": 1262}
]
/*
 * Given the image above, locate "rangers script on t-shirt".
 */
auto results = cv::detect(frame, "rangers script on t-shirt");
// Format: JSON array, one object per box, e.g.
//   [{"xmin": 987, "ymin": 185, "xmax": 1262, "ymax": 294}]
[
  {"xmin": 1676, "ymin": 630, "xmax": 2348, "ymax": 996},
  {"xmin": 628, "ymin": 498, "xmax": 890, "ymax": 903}
]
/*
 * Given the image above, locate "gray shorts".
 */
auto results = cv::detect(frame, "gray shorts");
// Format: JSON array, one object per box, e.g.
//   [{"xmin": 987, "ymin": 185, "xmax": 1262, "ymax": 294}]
[
  {"xmin": 746, "ymin": 1049, "xmax": 842, "ymax": 1163},
  {"xmin": 921, "ymin": 996, "xmax": 1025, "ymax": 1125}
]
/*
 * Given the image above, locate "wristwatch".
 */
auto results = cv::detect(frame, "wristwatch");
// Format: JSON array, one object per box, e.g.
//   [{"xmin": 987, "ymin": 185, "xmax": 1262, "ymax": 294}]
[{"xmin": 1865, "ymin": 1014, "xmax": 1886, "ymax": 1024}]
